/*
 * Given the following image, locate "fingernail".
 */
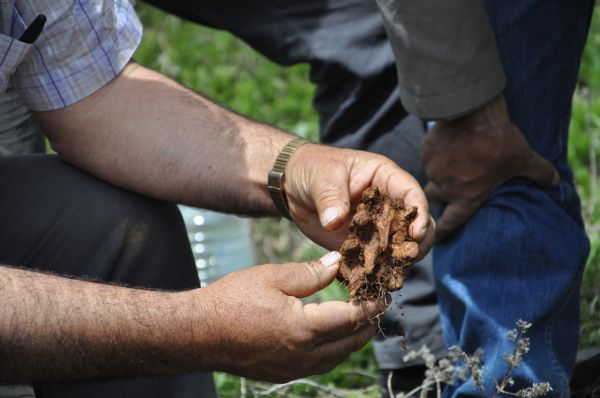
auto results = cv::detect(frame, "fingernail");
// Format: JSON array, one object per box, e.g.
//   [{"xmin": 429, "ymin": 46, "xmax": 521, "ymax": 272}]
[
  {"xmin": 320, "ymin": 251, "xmax": 341, "ymax": 267},
  {"xmin": 410, "ymin": 224, "xmax": 425, "ymax": 241},
  {"xmin": 321, "ymin": 207, "xmax": 339, "ymax": 227}
]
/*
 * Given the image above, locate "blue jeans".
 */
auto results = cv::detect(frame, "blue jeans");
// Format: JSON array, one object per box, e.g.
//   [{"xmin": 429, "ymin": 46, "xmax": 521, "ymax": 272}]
[{"xmin": 438, "ymin": 1, "xmax": 594, "ymax": 396}]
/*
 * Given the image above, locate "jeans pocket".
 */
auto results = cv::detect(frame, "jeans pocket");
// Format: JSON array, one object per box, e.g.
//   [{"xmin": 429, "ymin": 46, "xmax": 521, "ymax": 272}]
[{"xmin": 0, "ymin": 34, "xmax": 32, "ymax": 94}]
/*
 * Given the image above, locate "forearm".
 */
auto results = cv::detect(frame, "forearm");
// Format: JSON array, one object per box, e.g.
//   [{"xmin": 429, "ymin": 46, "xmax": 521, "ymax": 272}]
[
  {"xmin": 34, "ymin": 63, "xmax": 291, "ymax": 216},
  {"xmin": 0, "ymin": 264, "xmax": 211, "ymax": 383}
]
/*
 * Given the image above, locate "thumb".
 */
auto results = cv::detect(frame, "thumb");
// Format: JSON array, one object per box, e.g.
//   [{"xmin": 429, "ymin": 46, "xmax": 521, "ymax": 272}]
[
  {"xmin": 519, "ymin": 150, "xmax": 560, "ymax": 187},
  {"xmin": 309, "ymin": 169, "xmax": 351, "ymax": 231},
  {"xmin": 277, "ymin": 251, "xmax": 341, "ymax": 298}
]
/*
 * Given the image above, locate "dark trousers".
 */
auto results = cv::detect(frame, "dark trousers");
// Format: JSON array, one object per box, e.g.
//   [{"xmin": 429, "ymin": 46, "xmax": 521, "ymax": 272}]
[{"xmin": 0, "ymin": 155, "xmax": 216, "ymax": 398}]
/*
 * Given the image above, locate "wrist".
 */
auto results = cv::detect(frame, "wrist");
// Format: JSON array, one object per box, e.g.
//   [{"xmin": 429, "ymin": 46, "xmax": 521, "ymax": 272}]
[
  {"xmin": 169, "ymin": 288, "xmax": 221, "ymax": 372},
  {"xmin": 237, "ymin": 125, "xmax": 295, "ymax": 217},
  {"xmin": 267, "ymin": 137, "xmax": 311, "ymax": 219},
  {"xmin": 443, "ymin": 94, "xmax": 509, "ymax": 129}
]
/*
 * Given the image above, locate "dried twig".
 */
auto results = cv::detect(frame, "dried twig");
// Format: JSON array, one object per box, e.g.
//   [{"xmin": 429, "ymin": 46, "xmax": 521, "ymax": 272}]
[
  {"xmin": 387, "ymin": 320, "xmax": 551, "ymax": 398},
  {"xmin": 253, "ymin": 378, "xmax": 377, "ymax": 397}
]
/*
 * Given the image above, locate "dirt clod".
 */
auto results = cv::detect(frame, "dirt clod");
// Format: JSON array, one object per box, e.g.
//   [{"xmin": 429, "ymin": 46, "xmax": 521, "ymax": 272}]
[{"xmin": 338, "ymin": 187, "xmax": 418, "ymax": 300}]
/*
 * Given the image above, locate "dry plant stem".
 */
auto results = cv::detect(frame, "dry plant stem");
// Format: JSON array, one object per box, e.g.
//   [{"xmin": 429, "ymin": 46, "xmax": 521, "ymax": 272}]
[
  {"xmin": 386, "ymin": 320, "xmax": 550, "ymax": 398},
  {"xmin": 339, "ymin": 369, "xmax": 378, "ymax": 379},
  {"xmin": 339, "ymin": 187, "xmax": 418, "ymax": 300},
  {"xmin": 493, "ymin": 320, "xmax": 531, "ymax": 398},
  {"xmin": 253, "ymin": 378, "xmax": 377, "ymax": 397}
]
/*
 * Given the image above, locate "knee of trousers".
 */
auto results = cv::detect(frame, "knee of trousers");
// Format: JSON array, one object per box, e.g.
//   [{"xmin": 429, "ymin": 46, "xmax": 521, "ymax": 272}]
[
  {"xmin": 83, "ymin": 191, "xmax": 200, "ymax": 291},
  {"xmin": 433, "ymin": 181, "xmax": 589, "ymax": 396},
  {"xmin": 0, "ymin": 156, "xmax": 199, "ymax": 291}
]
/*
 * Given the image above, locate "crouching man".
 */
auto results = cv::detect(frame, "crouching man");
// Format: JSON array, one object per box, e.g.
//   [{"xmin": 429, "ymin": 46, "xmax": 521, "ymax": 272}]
[{"xmin": 0, "ymin": 2, "xmax": 433, "ymax": 397}]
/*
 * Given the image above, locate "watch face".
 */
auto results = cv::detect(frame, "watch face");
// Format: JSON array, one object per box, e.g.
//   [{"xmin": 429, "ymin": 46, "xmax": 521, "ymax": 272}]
[{"xmin": 268, "ymin": 170, "xmax": 285, "ymax": 189}]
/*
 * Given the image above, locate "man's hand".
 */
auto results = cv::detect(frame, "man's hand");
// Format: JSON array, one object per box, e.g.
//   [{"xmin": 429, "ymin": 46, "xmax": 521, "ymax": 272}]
[
  {"xmin": 190, "ymin": 251, "xmax": 384, "ymax": 382},
  {"xmin": 283, "ymin": 145, "xmax": 434, "ymax": 259},
  {"xmin": 421, "ymin": 95, "xmax": 559, "ymax": 241},
  {"xmin": 0, "ymin": 252, "xmax": 381, "ymax": 383}
]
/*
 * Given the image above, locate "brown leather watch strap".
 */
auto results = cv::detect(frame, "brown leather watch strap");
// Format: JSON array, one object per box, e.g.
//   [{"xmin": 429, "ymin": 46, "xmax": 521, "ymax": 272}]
[{"xmin": 267, "ymin": 137, "xmax": 310, "ymax": 219}]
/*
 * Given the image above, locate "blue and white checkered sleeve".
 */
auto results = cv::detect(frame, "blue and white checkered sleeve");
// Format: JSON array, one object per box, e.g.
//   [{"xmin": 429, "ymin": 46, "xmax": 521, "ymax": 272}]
[{"xmin": 11, "ymin": 0, "xmax": 142, "ymax": 111}]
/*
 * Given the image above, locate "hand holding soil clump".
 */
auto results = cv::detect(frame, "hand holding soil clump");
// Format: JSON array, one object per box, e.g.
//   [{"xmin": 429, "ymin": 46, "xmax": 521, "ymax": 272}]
[{"xmin": 339, "ymin": 187, "xmax": 418, "ymax": 300}]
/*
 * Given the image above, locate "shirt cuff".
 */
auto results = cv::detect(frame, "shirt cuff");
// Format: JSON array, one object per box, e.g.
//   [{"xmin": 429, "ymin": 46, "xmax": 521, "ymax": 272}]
[
  {"xmin": 399, "ymin": 68, "xmax": 506, "ymax": 120},
  {"xmin": 375, "ymin": 0, "xmax": 506, "ymax": 120}
]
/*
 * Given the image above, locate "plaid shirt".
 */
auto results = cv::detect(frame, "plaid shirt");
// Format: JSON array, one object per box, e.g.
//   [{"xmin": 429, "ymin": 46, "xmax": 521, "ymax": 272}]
[{"xmin": 0, "ymin": 0, "xmax": 142, "ymax": 111}]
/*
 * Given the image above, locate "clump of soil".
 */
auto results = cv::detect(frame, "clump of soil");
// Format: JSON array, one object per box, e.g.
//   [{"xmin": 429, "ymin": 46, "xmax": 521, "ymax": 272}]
[{"xmin": 339, "ymin": 187, "xmax": 418, "ymax": 300}]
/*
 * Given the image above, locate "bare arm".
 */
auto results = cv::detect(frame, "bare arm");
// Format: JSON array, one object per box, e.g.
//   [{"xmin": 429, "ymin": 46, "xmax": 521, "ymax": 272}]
[
  {"xmin": 34, "ymin": 61, "xmax": 433, "ymax": 250},
  {"xmin": 34, "ymin": 63, "xmax": 288, "ymax": 217},
  {"xmin": 0, "ymin": 264, "xmax": 202, "ymax": 382},
  {"xmin": 0, "ymin": 253, "xmax": 383, "ymax": 383}
]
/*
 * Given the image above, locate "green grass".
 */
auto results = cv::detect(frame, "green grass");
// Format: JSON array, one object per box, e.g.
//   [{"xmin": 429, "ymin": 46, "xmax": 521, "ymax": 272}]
[
  {"xmin": 570, "ymin": 7, "xmax": 600, "ymax": 349},
  {"xmin": 133, "ymin": 7, "xmax": 319, "ymax": 141},
  {"xmin": 134, "ymin": 3, "xmax": 600, "ymax": 396}
]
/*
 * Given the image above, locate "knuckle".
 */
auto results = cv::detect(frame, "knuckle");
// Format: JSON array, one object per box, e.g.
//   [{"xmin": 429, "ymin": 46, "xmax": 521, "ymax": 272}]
[
  {"xmin": 290, "ymin": 326, "xmax": 317, "ymax": 352},
  {"xmin": 371, "ymin": 153, "xmax": 395, "ymax": 166},
  {"xmin": 276, "ymin": 262, "xmax": 312, "ymax": 288},
  {"xmin": 348, "ymin": 306, "xmax": 362, "ymax": 327},
  {"xmin": 460, "ymin": 187, "xmax": 486, "ymax": 201},
  {"xmin": 304, "ymin": 261, "xmax": 324, "ymax": 288},
  {"xmin": 316, "ymin": 187, "xmax": 344, "ymax": 204}
]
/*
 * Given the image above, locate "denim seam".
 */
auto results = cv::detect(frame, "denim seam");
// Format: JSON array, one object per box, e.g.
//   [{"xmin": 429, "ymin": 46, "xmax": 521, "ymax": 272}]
[
  {"xmin": 546, "ymin": 255, "xmax": 587, "ymax": 397},
  {"xmin": 544, "ymin": 280, "xmax": 570, "ymax": 396}
]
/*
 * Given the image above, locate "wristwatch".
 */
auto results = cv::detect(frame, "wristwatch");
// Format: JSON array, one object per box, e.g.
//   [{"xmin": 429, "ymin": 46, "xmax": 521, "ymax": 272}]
[{"xmin": 267, "ymin": 137, "xmax": 310, "ymax": 219}]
